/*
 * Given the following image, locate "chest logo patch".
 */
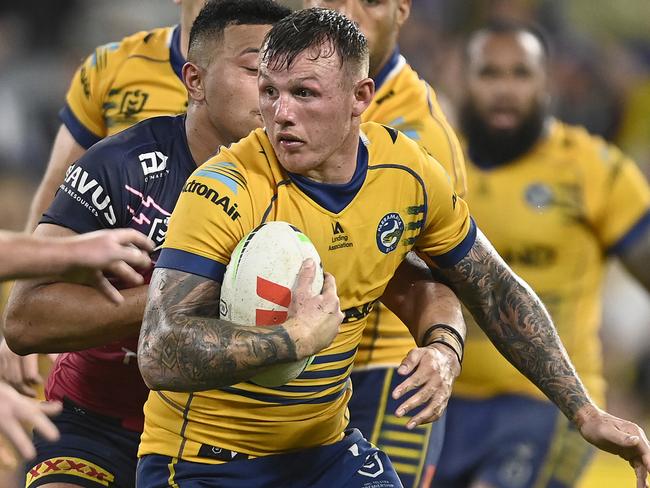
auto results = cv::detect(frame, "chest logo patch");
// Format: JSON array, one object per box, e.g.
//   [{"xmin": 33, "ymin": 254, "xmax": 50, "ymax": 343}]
[
  {"xmin": 525, "ymin": 183, "xmax": 554, "ymax": 209},
  {"xmin": 376, "ymin": 212, "xmax": 404, "ymax": 254}
]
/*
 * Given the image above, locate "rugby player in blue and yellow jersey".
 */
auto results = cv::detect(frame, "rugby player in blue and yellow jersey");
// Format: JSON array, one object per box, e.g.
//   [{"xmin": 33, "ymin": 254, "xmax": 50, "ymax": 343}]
[
  {"xmin": 435, "ymin": 22, "xmax": 650, "ymax": 488},
  {"xmin": 301, "ymin": 2, "xmax": 467, "ymax": 484},
  {"xmin": 137, "ymin": 8, "xmax": 650, "ymax": 488},
  {"xmin": 4, "ymin": 2, "xmax": 293, "ymax": 487}
]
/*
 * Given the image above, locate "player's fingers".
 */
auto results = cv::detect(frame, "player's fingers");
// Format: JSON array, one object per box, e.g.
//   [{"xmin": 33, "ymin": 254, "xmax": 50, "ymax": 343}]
[
  {"xmin": 294, "ymin": 259, "xmax": 316, "ymax": 298},
  {"xmin": 406, "ymin": 400, "xmax": 445, "ymax": 430},
  {"xmin": 94, "ymin": 274, "xmax": 125, "ymax": 305},
  {"xmin": 0, "ymin": 445, "xmax": 17, "ymax": 470},
  {"xmin": 395, "ymin": 383, "xmax": 437, "ymax": 418},
  {"xmin": 631, "ymin": 460, "xmax": 648, "ymax": 488},
  {"xmin": 396, "ymin": 348, "xmax": 424, "ymax": 377},
  {"xmin": 39, "ymin": 400, "xmax": 63, "ymax": 418},
  {"xmin": 28, "ymin": 404, "xmax": 60, "ymax": 443},
  {"xmin": 0, "ymin": 418, "xmax": 37, "ymax": 461},
  {"xmin": 320, "ymin": 272, "xmax": 338, "ymax": 297},
  {"xmin": 21, "ymin": 354, "xmax": 43, "ymax": 386},
  {"xmin": 108, "ymin": 260, "xmax": 145, "ymax": 288},
  {"xmin": 113, "ymin": 228, "xmax": 155, "ymax": 253}
]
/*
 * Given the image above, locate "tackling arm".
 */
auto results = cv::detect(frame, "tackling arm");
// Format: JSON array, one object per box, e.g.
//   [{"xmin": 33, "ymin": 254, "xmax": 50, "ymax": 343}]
[{"xmin": 4, "ymin": 224, "xmax": 151, "ymax": 354}]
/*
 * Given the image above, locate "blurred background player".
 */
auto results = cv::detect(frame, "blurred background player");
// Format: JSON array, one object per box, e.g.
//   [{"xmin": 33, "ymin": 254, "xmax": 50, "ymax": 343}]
[
  {"xmin": 0, "ymin": 0, "xmax": 206, "ymax": 451},
  {"xmin": 434, "ymin": 21, "xmax": 650, "ymax": 488},
  {"xmin": 4, "ymin": 2, "xmax": 292, "ymax": 487},
  {"xmin": 302, "ymin": 1, "xmax": 467, "ymax": 485}
]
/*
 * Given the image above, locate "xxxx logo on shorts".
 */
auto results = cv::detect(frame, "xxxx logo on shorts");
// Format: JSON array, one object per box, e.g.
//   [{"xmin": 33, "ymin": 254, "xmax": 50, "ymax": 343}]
[{"xmin": 26, "ymin": 457, "xmax": 115, "ymax": 487}]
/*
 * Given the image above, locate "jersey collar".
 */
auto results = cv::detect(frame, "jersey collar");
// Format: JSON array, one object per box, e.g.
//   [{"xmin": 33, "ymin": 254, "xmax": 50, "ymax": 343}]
[
  {"xmin": 287, "ymin": 137, "xmax": 369, "ymax": 214},
  {"xmin": 373, "ymin": 48, "xmax": 402, "ymax": 92},
  {"xmin": 169, "ymin": 25, "xmax": 185, "ymax": 81}
]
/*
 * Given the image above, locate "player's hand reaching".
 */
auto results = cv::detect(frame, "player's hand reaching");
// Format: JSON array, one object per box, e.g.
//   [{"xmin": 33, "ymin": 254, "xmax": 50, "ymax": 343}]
[
  {"xmin": 392, "ymin": 344, "xmax": 461, "ymax": 430},
  {"xmin": 56, "ymin": 228, "xmax": 155, "ymax": 304},
  {"xmin": 576, "ymin": 405, "xmax": 650, "ymax": 488},
  {"xmin": 0, "ymin": 340, "xmax": 49, "ymax": 397},
  {"xmin": 285, "ymin": 259, "xmax": 344, "ymax": 359},
  {"xmin": 0, "ymin": 381, "xmax": 61, "ymax": 468}
]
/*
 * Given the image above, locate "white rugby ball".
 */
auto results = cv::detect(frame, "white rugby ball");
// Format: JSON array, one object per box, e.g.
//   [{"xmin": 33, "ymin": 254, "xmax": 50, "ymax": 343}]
[{"xmin": 219, "ymin": 221, "xmax": 323, "ymax": 387}]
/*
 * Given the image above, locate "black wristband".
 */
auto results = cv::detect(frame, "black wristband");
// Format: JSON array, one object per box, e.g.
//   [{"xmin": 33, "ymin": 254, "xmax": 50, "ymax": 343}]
[{"xmin": 422, "ymin": 323, "xmax": 465, "ymax": 351}]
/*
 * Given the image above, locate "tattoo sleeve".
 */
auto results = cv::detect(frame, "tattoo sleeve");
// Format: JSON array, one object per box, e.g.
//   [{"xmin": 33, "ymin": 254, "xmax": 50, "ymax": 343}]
[
  {"xmin": 138, "ymin": 268, "xmax": 298, "ymax": 392},
  {"xmin": 427, "ymin": 230, "xmax": 593, "ymax": 422}
]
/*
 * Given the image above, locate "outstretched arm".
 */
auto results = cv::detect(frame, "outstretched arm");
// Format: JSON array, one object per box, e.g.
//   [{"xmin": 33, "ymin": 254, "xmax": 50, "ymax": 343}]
[
  {"xmin": 4, "ymin": 224, "xmax": 153, "ymax": 354},
  {"xmin": 427, "ymin": 229, "xmax": 650, "ymax": 482},
  {"xmin": 138, "ymin": 260, "xmax": 343, "ymax": 391}
]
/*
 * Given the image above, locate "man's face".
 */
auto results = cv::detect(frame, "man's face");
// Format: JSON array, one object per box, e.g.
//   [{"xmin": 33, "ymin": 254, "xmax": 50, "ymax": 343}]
[
  {"xmin": 464, "ymin": 31, "xmax": 547, "ymax": 136},
  {"xmin": 202, "ymin": 24, "xmax": 271, "ymax": 143},
  {"xmin": 304, "ymin": 0, "xmax": 408, "ymax": 78},
  {"xmin": 258, "ymin": 47, "xmax": 358, "ymax": 177}
]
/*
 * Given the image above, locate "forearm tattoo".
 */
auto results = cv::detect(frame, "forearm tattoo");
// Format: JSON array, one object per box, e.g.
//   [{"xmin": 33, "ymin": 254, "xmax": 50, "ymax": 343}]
[
  {"xmin": 430, "ymin": 232, "xmax": 591, "ymax": 422},
  {"xmin": 138, "ymin": 268, "xmax": 297, "ymax": 391}
]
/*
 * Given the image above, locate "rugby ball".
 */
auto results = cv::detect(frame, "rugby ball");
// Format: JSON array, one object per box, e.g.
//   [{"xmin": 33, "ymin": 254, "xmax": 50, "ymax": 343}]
[{"xmin": 219, "ymin": 221, "xmax": 323, "ymax": 387}]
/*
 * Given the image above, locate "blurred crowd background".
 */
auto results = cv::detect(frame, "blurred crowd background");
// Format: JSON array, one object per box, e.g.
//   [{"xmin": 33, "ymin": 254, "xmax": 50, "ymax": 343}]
[{"xmin": 0, "ymin": 0, "xmax": 648, "ymax": 485}]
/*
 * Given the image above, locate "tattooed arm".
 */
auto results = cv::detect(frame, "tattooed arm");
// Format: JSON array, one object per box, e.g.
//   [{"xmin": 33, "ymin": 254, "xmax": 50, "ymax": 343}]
[
  {"xmin": 138, "ymin": 260, "xmax": 342, "ymax": 392},
  {"xmin": 427, "ymin": 229, "xmax": 650, "ymax": 481}
]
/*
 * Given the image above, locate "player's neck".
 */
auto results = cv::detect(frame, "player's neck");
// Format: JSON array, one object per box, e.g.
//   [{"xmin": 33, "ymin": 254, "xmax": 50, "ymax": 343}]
[
  {"xmin": 185, "ymin": 110, "xmax": 226, "ymax": 166},
  {"xmin": 300, "ymin": 125, "xmax": 361, "ymax": 184}
]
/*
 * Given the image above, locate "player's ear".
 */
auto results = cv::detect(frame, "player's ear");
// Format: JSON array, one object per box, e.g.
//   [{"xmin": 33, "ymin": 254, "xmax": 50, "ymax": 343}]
[
  {"xmin": 182, "ymin": 61, "xmax": 205, "ymax": 102},
  {"xmin": 351, "ymin": 77, "xmax": 374, "ymax": 117},
  {"xmin": 396, "ymin": 0, "xmax": 411, "ymax": 27}
]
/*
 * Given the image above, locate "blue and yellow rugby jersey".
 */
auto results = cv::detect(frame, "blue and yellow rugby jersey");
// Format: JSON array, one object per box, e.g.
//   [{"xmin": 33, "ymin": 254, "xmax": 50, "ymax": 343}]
[
  {"xmin": 455, "ymin": 120, "xmax": 650, "ymax": 405},
  {"xmin": 357, "ymin": 50, "xmax": 468, "ymax": 368},
  {"xmin": 140, "ymin": 122, "xmax": 476, "ymax": 462},
  {"xmin": 61, "ymin": 26, "xmax": 187, "ymax": 149}
]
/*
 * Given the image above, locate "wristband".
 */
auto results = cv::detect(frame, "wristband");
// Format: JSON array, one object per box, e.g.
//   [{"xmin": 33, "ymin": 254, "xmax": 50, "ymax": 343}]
[{"xmin": 422, "ymin": 323, "xmax": 464, "ymax": 364}]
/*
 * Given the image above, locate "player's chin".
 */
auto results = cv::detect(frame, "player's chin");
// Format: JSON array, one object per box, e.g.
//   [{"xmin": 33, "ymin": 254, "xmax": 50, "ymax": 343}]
[{"xmin": 276, "ymin": 150, "xmax": 314, "ymax": 175}]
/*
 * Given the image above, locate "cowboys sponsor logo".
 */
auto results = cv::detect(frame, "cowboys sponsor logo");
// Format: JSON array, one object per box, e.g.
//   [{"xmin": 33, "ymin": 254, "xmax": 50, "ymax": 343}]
[
  {"xmin": 139, "ymin": 151, "xmax": 168, "ymax": 177},
  {"xmin": 63, "ymin": 164, "xmax": 117, "ymax": 226}
]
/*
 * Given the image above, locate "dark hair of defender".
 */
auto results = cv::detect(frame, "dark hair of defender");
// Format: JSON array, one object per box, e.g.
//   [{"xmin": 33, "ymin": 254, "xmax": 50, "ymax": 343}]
[
  {"xmin": 465, "ymin": 19, "xmax": 552, "ymax": 63},
  {"xmin": 188, "ymin": 0, "xmax": 291, "ymax": 62},
  {"xmin": 261, "ymin": 7, "xmax": 368, "ymax": 74}
]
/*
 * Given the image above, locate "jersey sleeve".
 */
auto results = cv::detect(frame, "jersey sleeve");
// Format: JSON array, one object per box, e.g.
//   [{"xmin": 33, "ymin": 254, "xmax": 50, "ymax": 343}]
[
  {"xmin": 414, "ymin": 147, "xmax": 476, "ymax": 267},
  {"xmin": 156, "ymin": 151, "xmax": 254, "ymax": 283},
  {"xmin": 59, "ymin": 41, "xmax": 124, "ymax": 148},
  {"xmin": 592, "ymin": 144, "xmax": 650, "ymax": 254},
  {"xmin": 40, "ymin": 141, "xmax": 128, "ymax": 233}
]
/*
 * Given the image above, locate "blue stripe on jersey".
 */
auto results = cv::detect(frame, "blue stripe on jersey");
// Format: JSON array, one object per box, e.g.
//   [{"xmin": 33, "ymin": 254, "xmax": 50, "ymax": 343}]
[
  {"xmin": 311, "ymin": 347, "xmax": 358, "ymax": 365},
  {"xmin": 263, "ymin": 374, "xmax": 350, "ymax": 393},
  {"xmin": 287, "ymin": 140, "xmax": 368, "ymax": 214},
  {"xmin": 298, "ymin": 364, "xmax": 351, "ymax": 380},
  {"xmin": 428, "ymin": 217, "xmax": 477, "ymax": 268},
  {"xmin": 218, "ymin": 384, "xmax": 347, "ymax": 406},
  {"xmin": 374, "ymin": 48, "xmax": 400, "ymax": 91},
  {"xmin": 169, "ymin": 25, "xmax": 185, "ymax": 81},
  {"xmin": 156, "ymin": 248, "xmax": 226, "ymax": 282},
  {"xmin": 607, "ymin": 209, "xmax": 650, "ymax": 256},
  {"xmin": 59, "ymin": 104, "xmax": 102, "ymax": 149}
]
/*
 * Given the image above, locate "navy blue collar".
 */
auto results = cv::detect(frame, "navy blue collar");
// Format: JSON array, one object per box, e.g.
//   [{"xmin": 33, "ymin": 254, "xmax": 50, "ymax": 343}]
[
  {"xmin": 287, "ymin": 139, "xmax": 368, "ymax": 214},
  {"xmin": 373, "ymin": 48, "xmax": 400, "ymax": 91},
  {"xmin": 170, "ymin": 25, "xmax": 185, "ymax": 81}
]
